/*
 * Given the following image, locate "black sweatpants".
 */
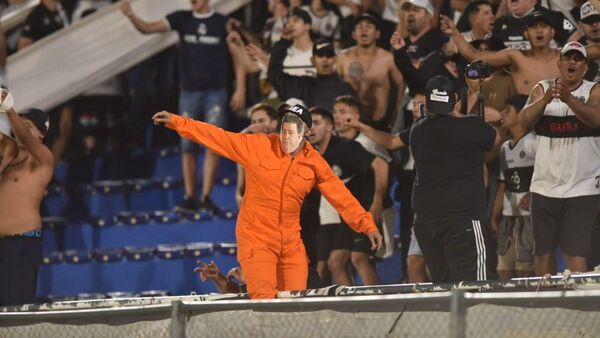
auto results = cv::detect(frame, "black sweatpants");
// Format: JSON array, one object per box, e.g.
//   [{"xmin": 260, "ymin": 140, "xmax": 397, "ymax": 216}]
[
  {"xmin": 414, "ymin": 216, "xmax": 496, "ymax": 283},
  {"xmin": 0, "ymin": 237, "xmax": 42, "ymax": 306}
]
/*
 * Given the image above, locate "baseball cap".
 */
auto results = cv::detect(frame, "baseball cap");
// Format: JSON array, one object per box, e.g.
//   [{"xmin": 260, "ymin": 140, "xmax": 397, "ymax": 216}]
[
  {"xmin": 425, "ymin": 76, "xmax": 457, "ymax": 115},
  {"xmin": 313, "ymin": 40, "xmax": 335, "ymax": 57},
  {"xmin": 560, "ymin": 41, "xmax": 587, "ymax": 59},
  {"xmin": 526, "ymin": 11, "xmax": 554, "ymax": 28},
  {"xmin": 21, "ymin": 108, "xmax": 49, "ymax": 135},
  {"xmin": 581, "ymin": 2, "xmax": 600, "ymax": 24},
  {"xmin": 355, "ymin": 12, "xmax": 380, "ymax": 29},
  {"xmin": 401, "ymin": 0, "xmax": 435, "ymax": 16},
  {"xmin": 278, "ymin": 103, "xmax": 312, "ymax": 128},
  {"xmin": 288, "ymin": 8, "xmax": 312, "ymax": 25}
]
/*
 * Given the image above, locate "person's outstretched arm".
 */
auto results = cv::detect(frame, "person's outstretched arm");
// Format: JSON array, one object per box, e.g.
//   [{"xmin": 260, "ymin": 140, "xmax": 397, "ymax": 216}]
[
  {"xmin": 313, "ymin": 156, "xmax": 383, "ymax": 251},
  {"xmin": 153, "ymin": 111, "xmax": 258, "ymax": 166},
  {"xmin": 120, "ymin": 0, "xmax": 169, "ymax": 34},
  {"xmin": 344, "ymin": 116, "xmax": 405, "ymax": 150}
]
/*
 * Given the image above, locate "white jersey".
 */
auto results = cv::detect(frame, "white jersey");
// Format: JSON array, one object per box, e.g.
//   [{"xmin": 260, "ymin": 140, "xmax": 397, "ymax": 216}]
[
  {"xmin": 283, "ymin": 45, "xmax": 316, "ymax": 77},
  {"xmin": 530, "ymin": 79, "xmax": 600, "ymax": 198},
  {"xmin": 302, "ymin": 6, "xmax": 341, "ymax": 41},
  {"xmin": 499, "ymin": 133, "xmax": 536, "ymax": 216}
]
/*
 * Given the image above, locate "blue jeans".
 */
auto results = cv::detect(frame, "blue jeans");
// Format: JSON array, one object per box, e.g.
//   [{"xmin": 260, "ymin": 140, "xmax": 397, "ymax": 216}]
[{"xmin": 179, "ymin": 89, "xmax": 228, "ymax": 153}]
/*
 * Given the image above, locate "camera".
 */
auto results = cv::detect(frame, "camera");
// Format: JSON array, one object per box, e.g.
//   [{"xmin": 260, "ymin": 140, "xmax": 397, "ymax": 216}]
[{"xmin": 465, "ymin": 60, "xmax": 491, "ymax": 80}]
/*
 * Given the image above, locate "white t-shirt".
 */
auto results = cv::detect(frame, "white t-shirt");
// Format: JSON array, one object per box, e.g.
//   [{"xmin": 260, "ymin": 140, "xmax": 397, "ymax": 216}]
[
  {"xmin": 283, "ymin": 45, "xmax": 316, "ymax": 77},
  {"xmin": 530, "ymin": 79, "xmax": 600, "ymax": 198},
  {"xmin": 302, "ymin": 6, "xmax": 341, "ymax": 41},
  {"xmin": 382, "ymin": 0, "xmax": 400, "ymax": 23}
]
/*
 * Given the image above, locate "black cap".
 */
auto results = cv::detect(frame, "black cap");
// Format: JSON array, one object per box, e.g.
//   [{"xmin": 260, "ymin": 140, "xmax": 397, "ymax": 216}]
[
  {"xmin": 288, "ymin": 8, "xmax": 312, "ymax": 25},
  {"xmin": 355, "ymin": 12, "xmax": 380, "ymax": 29},
  {"xmin": 425, "ymin": 76, "xmax": 457, "ymax": 115},
  {"xmin": 313, "ymin": 39, "xmax": 335, "ymax": 57},
  {"xmin": 278, "ymin": 103, "xmax": 312, "ymax": 128},
  {"xmin": 21, "ymin": 108, "xmax": 49, "ymax": 134},
  {"xmin": 526, "ymin": 11, "xmax": 554, "ymax": 28}
]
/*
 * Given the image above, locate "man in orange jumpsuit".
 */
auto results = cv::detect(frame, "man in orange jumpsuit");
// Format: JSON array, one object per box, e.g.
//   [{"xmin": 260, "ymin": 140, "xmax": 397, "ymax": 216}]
[{"xmin": 152, "ymin": 104, "xmax": 383, "ymax": 299}]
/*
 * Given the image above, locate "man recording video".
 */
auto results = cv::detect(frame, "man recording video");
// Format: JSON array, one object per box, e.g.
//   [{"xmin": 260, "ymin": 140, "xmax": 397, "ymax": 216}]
[{"xmin": 410, "ymin": 75, "xmax": 500, "ymax": 283}]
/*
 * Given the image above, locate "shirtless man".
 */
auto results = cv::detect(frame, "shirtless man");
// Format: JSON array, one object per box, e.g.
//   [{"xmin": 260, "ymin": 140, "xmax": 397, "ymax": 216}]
[
  {"xmin": 441, "ymin": 11, "xmax": 560, "ymax": 95},
  {"xmin": 337, "ymin": 13, "xmax": 405, "ymax": 126},
  {"xmin": 0, "ymin": 91, "xmax": 54, "ymax": 306}
]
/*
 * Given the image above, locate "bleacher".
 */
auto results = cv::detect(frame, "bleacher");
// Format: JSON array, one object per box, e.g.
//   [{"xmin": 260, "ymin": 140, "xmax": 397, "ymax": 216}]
[{"xmin": 38, "ymin": 147, "xmax": 404, "ymax": 300}]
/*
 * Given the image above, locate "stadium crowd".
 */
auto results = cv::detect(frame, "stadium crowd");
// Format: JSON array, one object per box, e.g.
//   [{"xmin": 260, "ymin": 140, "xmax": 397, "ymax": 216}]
[{"xmin": 1, "ymin": 0, "xmax": 600, "ymax": 303}]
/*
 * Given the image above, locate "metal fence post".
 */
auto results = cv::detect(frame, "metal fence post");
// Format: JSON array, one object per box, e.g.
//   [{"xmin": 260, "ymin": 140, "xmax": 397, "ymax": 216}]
[
  {"xmin": 449, "ymin": 290, "xmax": 466, "ymax": 338},
  {"xmin": 171, "ymin": 300, "xmax": 186, "ymax": 338}
]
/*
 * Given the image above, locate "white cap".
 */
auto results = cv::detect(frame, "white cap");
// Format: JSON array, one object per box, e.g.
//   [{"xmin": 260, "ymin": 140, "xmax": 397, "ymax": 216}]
[
  {"xmin": 560, "ymin": 41, "xmax": 587, "ymax": 59},
  {"xmin": 401, "ymin": 0, "xmax": 435, "ymax": 16},
  {"xmin": 580, "ymin": 2, "xmax": 600, "ymax": 24}
]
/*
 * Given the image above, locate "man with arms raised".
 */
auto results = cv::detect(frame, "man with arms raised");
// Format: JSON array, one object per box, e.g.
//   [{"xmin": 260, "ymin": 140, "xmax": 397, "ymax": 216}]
[
  {"xmin": 442, "ymin": 11, "xmax": 560, "ymax": 95},
  {"xmin": 337, "ymin": 13, "xmax": 405, "ymax": 128},
  {"xmin": 0, "ymin": 91, "xmax": 54, "ymax": 306},
  {"xmin": 520, "ymin": 42, "xmax": 600, "ymax": 276}
]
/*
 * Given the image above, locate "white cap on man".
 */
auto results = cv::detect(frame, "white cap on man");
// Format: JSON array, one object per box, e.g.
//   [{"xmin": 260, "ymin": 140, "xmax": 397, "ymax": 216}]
[
  {"xmin": 560, "ymin": 41, "xmax": 587, "ymax": 59},
  {"xmin": 401, "ymin": 0, "xmax": 435, "ymax": 16}
]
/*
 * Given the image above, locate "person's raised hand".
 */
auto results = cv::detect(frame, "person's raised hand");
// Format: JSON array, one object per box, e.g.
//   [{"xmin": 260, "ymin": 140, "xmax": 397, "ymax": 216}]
[
  {"xmin": 226, "ymin": 267, "xmax": 245, "ymax": 283},
  {"xmin": 152, "ymin": 111, "xmax": 173, "ymax": 126},
  {"xmin": 194, "ymin": 260, "xmax": 220, "ymax": 282},
  {"xmin": 390, "ymin": 31, "xmax": 405, "ymax": 51},
  {"xmin": 227, "ymin": 30, "xmax": 242, "ymax": 45},
  {"xmin": 440, "ymin": 15, "xmax": 457, "ymax": 36},
  {"xmin": 120, "ymin": 0, "xmax": 133, "ymax": 17},
  {"xmin": 551, "ymin": 80, "xmax": 574, "ymax": 104},
  {"xmin": 343, "ymin": 116, "xmax": 362, "ymax": 130}
]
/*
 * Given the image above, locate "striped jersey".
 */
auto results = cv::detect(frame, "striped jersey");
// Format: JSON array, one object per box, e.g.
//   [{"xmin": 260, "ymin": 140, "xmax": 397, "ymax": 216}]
[{"xmin": 531, "ymin": 79, "xmax": 600, "ymax": 198}]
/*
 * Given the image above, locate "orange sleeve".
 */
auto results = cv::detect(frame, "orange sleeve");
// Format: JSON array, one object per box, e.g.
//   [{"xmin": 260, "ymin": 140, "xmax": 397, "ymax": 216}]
[
  {"xmin": 313, "ymin": 155, "xmax": 378, "ymax": 234},
  {"xmin": 166, "ymin": 114, "xmax": 258, "ymax": 166}
]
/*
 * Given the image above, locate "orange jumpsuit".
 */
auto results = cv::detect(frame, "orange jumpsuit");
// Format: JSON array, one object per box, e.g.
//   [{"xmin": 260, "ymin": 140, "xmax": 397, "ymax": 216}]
[{"xmin": 167, "ymin": 115, "xmax": 378, "ymax": 299}]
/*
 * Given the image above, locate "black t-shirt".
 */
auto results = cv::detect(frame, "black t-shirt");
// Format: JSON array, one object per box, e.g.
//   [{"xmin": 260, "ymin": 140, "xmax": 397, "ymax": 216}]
[
  {"xmin": 166, "ymin": 11, "xmax": 229, "ymax": 91},
  {"xmin": 394, "ymin": 29, "xmax": 453, "ymax": 97},
  {"xmin": 323, "ymin": 136, "xmax": 375, "ymax": 209},
  {"xmin": 492, "ymin": 7, "xmax": 576, "ymax": 50},
  {"xmin": 22, "ymin": 4, "xmax": 68, "ymax": 42},
  {"xmin": 409, "ymin": 115, "xmax": 496, "ymax": 219}
]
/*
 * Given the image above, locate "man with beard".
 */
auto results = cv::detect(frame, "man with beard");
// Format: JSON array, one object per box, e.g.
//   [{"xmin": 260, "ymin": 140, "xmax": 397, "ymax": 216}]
[
  {"xmin": 392, "ymin": 0, "xmax": 455, "ymax": 100},
  {"xmin": 442, "ymin": 11, "xmax": 560, "ymax": 95},
  {"xmin": 336, "ymin": 13, "xmax": 405, "ymax": 128}
]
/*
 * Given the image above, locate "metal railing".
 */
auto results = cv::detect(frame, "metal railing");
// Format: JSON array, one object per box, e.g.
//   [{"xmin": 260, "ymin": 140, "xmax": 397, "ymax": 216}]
[{"xmin": 2, "ymin": 289, "xmax": 600, "ymax": 337}]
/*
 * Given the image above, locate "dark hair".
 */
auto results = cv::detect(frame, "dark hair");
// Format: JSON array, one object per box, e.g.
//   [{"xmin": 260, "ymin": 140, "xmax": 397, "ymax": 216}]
[
  {"xmin": 456, "ymin": 0, "xmax": 491, "ymax": 32},
  {"xmin": 280, "ymin": 0, "xmax": 290, "ymax": 8},
  {"xmin": 505, "ymin": 94, "xmax": 529, "ymax": 113},
  {"xmin": 309, "ymin": 107, "xmax": 334, "ymax": 125},
  {"xmin": 334, "ymin": 95, "xmax": 361, "ymax": 113},
  {"xmin": 249, "ymin": 103, "xmax": 278, "ymax": 121}
]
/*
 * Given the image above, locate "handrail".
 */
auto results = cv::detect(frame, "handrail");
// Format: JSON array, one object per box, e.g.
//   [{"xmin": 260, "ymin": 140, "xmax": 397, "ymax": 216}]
[
  {"xmin": 6, "ymin": 0, "xmax": 250, "ymax": 111},
  {"xmin": 1, "ymin": 0, "xmax": 39, "ymax": 31}
]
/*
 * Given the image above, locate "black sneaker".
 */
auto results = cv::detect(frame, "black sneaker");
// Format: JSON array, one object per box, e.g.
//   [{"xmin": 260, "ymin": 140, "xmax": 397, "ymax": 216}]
[
  {"xmin": 198, "ymin": 196, "xmax": 220, "ymax": 215},
  {"xmin": 174, "ymin": 197, "xmax": 198, "ymax": 212}
]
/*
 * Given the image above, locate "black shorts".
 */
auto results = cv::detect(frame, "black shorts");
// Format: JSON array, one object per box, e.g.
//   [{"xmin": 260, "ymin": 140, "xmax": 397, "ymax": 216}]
[
  {"xmin": 0, "ymin": 236, "xmax": 42, "ymax": 306},
  {"xmin": 315, "ymin": 223, "xmax": 372, "ymax": 261},
  {"xmin": 531, "ymin": 193, "xmax": 600, "ymax": 257}
]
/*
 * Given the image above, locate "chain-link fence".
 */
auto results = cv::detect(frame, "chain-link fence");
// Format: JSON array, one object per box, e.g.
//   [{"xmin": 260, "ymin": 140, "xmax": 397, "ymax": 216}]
[{"xmin": 2, "ymin": 290, "xmax": 600, "ymax": 338}]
